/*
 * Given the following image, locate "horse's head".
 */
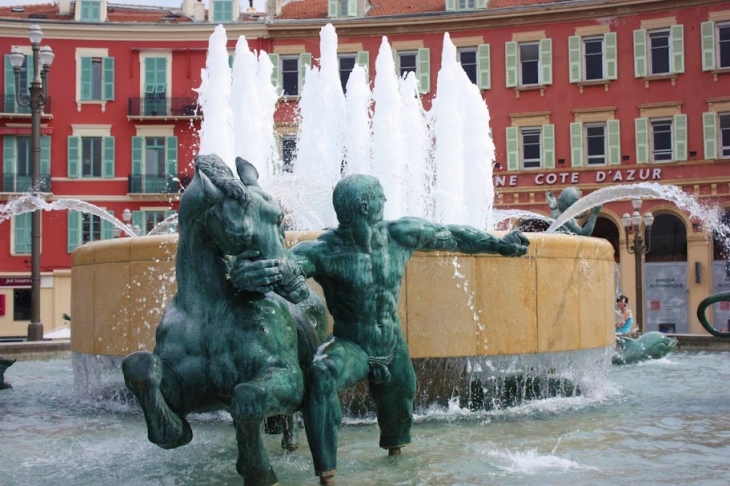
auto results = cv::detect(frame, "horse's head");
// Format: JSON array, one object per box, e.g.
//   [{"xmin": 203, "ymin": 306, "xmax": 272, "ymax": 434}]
[{"xmin": 188, "ymin": 154, "xmax": 288, "ymax": 260}]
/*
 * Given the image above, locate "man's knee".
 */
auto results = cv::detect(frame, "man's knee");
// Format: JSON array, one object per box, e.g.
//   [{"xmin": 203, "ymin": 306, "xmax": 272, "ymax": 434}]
[{"xmin": 308, "ymin": 359, "xmax": 338, "ymax": 395}]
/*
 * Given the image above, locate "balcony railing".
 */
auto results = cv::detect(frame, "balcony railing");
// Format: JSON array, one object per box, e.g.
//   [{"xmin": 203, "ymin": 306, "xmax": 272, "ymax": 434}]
[
  {"xmin": 1, "ymin": 94, "xmax": 52, "ymax": 115},
  {"xmin": 1, "ymin": 175, "xmax": 51, "ymax": 193},
  {"xmin": 128, "ymin": 174, "xmax": 184, "ymax": 194},
  {"xmin": 127, "ymin": 97, "xmax": 199, "ymax": 118}
]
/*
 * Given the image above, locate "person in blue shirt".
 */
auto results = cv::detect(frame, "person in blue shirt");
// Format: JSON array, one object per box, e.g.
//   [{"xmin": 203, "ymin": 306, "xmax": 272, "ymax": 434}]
[{"xmin": 616, "ymin": 294, "xmax": 634, "ymax": 334}]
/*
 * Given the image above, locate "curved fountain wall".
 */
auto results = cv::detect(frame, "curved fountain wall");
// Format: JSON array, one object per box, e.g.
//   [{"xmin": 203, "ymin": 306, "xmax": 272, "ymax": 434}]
[{"xmin": 70, "ymin": 232, "xmax": 616, "ymax": 405}]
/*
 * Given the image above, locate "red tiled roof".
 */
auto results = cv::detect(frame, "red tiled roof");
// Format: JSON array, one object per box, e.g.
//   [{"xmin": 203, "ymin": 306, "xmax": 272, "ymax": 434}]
[
  {"xmin": 279, "ymin": 0, "xmax": 576, "ymax": 20},
  {"xmin": 0, "ymin": 3, "xmax": 194, "ymax": 23}
]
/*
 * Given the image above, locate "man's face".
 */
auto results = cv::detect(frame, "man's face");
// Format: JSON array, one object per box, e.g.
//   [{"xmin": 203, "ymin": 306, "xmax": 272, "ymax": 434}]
[{"xmin": 366, "ymin": 183, "xmax": 387, "ymax": 225}]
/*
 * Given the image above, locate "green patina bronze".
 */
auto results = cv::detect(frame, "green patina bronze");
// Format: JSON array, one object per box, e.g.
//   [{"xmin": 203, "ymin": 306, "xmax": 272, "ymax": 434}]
[
  {"xmin": 121, "ymin": 154, "xmax": 327, "ymax": 486},
  {"xmin": 612, "ymin": 331, "xmax": 678, "ymax": 365},
  {"xmin": 547, "ymin": 187, "xmax": 601, "ymax": 236},
  {"xmin": 697, "ymin": 291, "xmax": 730, "ymax": 338},
  {"xmin": 0, "ymin": 357, "xmax": 15, "ymax": 390},
  {"xmin": 233, "ymin": 174, "xmax": 530, "ymax": 484}
]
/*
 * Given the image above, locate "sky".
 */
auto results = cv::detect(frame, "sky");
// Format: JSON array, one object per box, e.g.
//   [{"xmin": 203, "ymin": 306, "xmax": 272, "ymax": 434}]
[{"xmin": 0, "ymin": 0, "xmax": 269, "ymax": 9}]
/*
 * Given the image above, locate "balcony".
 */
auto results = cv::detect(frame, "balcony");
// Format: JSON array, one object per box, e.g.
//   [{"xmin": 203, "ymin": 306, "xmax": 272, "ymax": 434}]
[
  {"xmin": 127, "ymin": 97, "xmax": 200, "ymax": 120},
  {"xmin": 1, "ymin": 94, "xmax": 52, "ymax": 118},
  {"xmin": 1, "ymin": 174, "xmax": 51, "ymax": 193},
  {"xmin": 128, "ymin": 174, "xmax": 188, "ymax": 194}
]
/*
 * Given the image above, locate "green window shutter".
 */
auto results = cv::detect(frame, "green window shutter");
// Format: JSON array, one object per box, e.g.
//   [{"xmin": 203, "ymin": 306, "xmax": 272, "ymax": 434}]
[
  {"xmin": 568, "ymin": 36, "xmax": 582, "ymax": 83},
  {"xmin": 103, "ymin": 136, "xmax": 115, "ymax": 178},
  {"xmin": 357, "ymin": 50, "xmax": 369, "ymax": 83},
  {"xmin": 40, "ymin": 136, "xmax": 50, "ymax": 180},
  {"xmin": 67, "ymin": 211, "xmax": 80, "ymax": 253},
  {"xmin": 102, "ymin": 57, "xmax": 114, "ymax": 101},
  {"xmin": 671, "ymin": 25, "xmax": 684, "ymax": 74},
  {"xmin": 607, "ymin": 119, "xmax": 621, "ymax": 166},
  {"xmin": 446, "ymin": 0, "xmax": 456, "ymax": 11},
  {"xmin": 635, "ymin": 117, "xmax": 649, "ymax": 164},
  {"xmin": 476, "ymin": 0, "xmax": 487, "ymax": 8},
  {"xmin": 15, "ymin": 213, "xmax": 31, "ymax": 254},
  {"xmin": 703, "ymin": 112, "xmax": 718, "ymax": 160},
  {"xmin": 80, "ymin": 57, "xmax": 92, "ymax": 101},
  {"xmin": 506, "ymin": 127, "xmax": 519, "ymax": 171},
  {"xmin": 417, "ymin": 48, "xmax": 430, "ymax": 94},
  {"xmin": 505, "ymin": 42, "xmax": 518, "ymax": 88},
  {"xmin": 347, "ymin": 0, "xmax": 357, "ymax": 16},
  {"xmin": 3, "ymin": 135, "xmax": 16, "ymax": 178},
  {"xmin": 166, "ymin": 136, "xmax": 178, "ymax": 180},
  {"xmin": 299, "ymin": 52, "xmax": 312, "ymax": 91},
  {"xmin": 701, "ymin": 21, "xmax": 716, "ymax": 72},
  {"xmin": 132, "ymin": 136, "xmax": 143, "ymax": 175},
  {"xmin": 132, "ymin": 210, "xmax": 144, "ymax": 236},
  {"xmin": 570, "ymin": 122, "xmax": 583, "ymax": 167},
  {"xmin": 633, "ymin": 29, "xmax": 647, "ymax": 78},
  {"xmin": 102, "ymin": 210, "xmax": 115, "ymax": 240},
  {"xmin": 328, "ymin": 0, "xmax": 338, "ymax": 17},
  {"xmin": 268, "ymin": 53, "xmax": 280, "ymax": 88},
  {"xmin": 67, "ymin": 136, "xmax": 80, "ymax": 178},
  {"xmin": 539, "ymin": 38, "xmax": 552, "ymax": 85},
  {"xmin": 4, "ymin": 55, "xmax": 16, "ymax": 112},
  {"xmin": 673, "ymin": 114, "xmax": 687, "ymax": 161},
  {"xmin": 605, "ymin": 32, "xmax": 618, "ymax": 80},
  {"xmin": 542, "ymin": 124, "xmax": 555, "ymax": 169},
  {"xmin": 477, "ymin": 44, "xmax": 491, "ymax": 90}
]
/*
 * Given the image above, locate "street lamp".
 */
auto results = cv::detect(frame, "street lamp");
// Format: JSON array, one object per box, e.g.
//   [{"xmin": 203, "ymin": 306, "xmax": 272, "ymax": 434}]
[
  {"xmin": 622, "ymin": 199, "xmax": 654, "ymax": 334},
  {"xmin": 113, "ymin": 208, "xmax": 134, "ymax": 238},
  {"xmin": 9, "ymin": 25, "xmax": 54, "ymax": 341}
]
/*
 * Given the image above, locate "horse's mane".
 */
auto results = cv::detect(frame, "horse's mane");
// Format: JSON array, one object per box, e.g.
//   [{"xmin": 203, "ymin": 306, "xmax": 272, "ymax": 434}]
[{"xmin": 195, "ymin": 154, "xmax": 248, "ymax": 202}]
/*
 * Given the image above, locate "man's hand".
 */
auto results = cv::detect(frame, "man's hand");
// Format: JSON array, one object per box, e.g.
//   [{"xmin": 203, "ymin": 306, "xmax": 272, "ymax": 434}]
[
  {"xmin": 590, "ymin": 204, "xmax": 602, "ymax": 216},
  {"xmin": 499, "ymin": 230, "xmax": 530, "ymax": 257},
  {"xmin": 230, "ymin": 250, "xmax": 283, "ymax": 294}
]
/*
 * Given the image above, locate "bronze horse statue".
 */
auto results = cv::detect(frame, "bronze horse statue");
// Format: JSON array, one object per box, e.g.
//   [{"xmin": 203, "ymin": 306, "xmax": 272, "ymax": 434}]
[
  {"xmin": 697, "ymin": 291, "xmax": 730, "ymax": 338},
  {"xmin": 122, "ymin": 154, "xmax": 327, "ymax": 485}
]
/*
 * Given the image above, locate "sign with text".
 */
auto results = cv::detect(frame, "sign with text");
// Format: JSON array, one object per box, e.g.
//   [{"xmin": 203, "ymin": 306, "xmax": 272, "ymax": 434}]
[
  {"xmin": 0, "ymin": 277, "xmax": 31, "ymax": 287},
  {"xmin": 712, "ymin": 261, "xmax": 730, "ymax": 332},
  {"xmin": 494, "ymin": 168, "xmax": 663, "ymax": 188},
  {"xmin": 644, "ymin": 262, "xmax": 688, "ymax": 333}
]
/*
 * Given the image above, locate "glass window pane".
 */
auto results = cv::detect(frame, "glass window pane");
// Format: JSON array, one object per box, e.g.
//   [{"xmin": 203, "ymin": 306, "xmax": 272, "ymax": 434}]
[
  {"xmin": 91, "ymin": 58, "xmax": 102, "ymax": 100},
  {"xmin": 399, "ymin": 53, "xmax": 417, "ymax": 77},
  {"xmin": 584, "ymin": 38, "xmax": 603, "ymax": 80},
  {"xmin": 649, "ymin": 31, "xmax": 670, "ymax": 75},
  {"xmin": 520, "ymin": 43, "xmax": 539, "ymax": 85},
  {"xmin": 339, "ymin": 55, "xmax": 356, "ymax": 92},
  {"xmin": 458, "ymin": 49, "xmax": 477, "ymax": 85},
  {"xmin": 281, "ymin": 57, "xmax": 299, "ymax": 96}
]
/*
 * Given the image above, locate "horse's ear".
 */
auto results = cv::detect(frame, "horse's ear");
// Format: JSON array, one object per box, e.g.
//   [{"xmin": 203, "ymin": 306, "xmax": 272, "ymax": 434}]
[
  {"xmin": 236, "ymin": 157, "xmax": 260, "ymax": 187},
  {"xmin": 197, "ymin": 167, "xmax": 224, "ymax": 203}
]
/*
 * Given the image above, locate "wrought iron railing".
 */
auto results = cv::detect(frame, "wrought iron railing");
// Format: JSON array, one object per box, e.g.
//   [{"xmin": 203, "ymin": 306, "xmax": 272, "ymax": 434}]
[
  {"xmin": 1, "ymin": 175, "xmax": 51, "ymax": 193},
  {"xmin": 1, "ymin": 94, "xmax": 52, "ymax": 114},
  {"xmin": 128, "ymin": 174, "xmax": 184, "ymax": 194},
  {"xmin": 127, "ymin": 97, "xmax": 199, "ymax": 117}
]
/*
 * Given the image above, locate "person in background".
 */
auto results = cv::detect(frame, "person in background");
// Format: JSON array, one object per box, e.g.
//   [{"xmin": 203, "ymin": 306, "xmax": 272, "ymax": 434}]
[{"xmin": 616, "ymin": 294, "xmax": 634, "ymax": 334}]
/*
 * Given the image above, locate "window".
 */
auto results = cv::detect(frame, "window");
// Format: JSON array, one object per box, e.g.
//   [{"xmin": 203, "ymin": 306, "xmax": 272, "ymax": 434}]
[
  {"xmin": 144, "ymin": 211, "xmax": 167, "ymax": 235},
  {"xmin": 583, "ymin": 37, "xmax": 603, "ymax": 80},
  {"xmin": 651, "ymin": 118, "xmax": 673, "ymax": 162},
  {"xmin": 79, "ymin": 0, "xmax": 101, "ymax": 22},
  {"xmin": 128, "ymin": 209, "xmax": 176, "ymax": 235},
  {"xmin": 281, "ymin": 56, "xmax": 300, "ymax": 96},
  {"xmin": 68, "ymin": 209, "xmax": 116, "ymax": 252},
  {"xmin": 521, "ymin": 127, "xmax": 541, "ymax": 169},
  {"xmin": 721, "ymin": 113, "xmax": 730, "ymax": 158},
  {"xmin": 720, "ymin": 23, "xmax": 730, "ymax": 69},
  {"xmin": 458, "ymin": 48, "xmax": 477, "ymax": 84},
  {"xmin": 585, "ymin": 124, "xmax": 606, "ymax": 165},
  {"xmin": 14, "ymin": 289, "xmax": 31, "ymax": 321},
  {"xmin": 130, "ymin": 135, "xmax": 178, "ymax": 193},
  {"xmin": 79, "ymin": 56, "xmax": 114, "ymax": 102},
  {"xmin": 636, "ymin": 114, "xmax": 685, "ymax": 163},
  {"xmin": 68, "ymin": 133, "xmax": 114, "ymax": 179},
  {"xmin": 398, "ymin": 51, "xmax": 417, "ymax": 78},
  {"xmin": 2, "ymin": 135, "xmax": 51, "ymax": 192},
  {"xmin": 649, "ymin": 30, "xmax": 671, "ymax": 75},
  {"xmin": 445, "ymin": 0, "xmax": 487, "ymax": 11},
  {"xmin": 634, "ymin": 25, "xmax": 684, "ymax": 77},
  {"xmin": 3, "ymin": 53, "xmax": 31, "ymax": 113},
  {"xmin": 212, "ymin": 0, "xmax": 234, "ymax": 22},
  {"xmin": 328, "ymin": 0, "xmax": 357, "ymax": 17},
  {"xmin": 505, "ymin": 39, "xmax": 552, "ymax": 88},
  {"xmin": 82, "ymin": 213, "xmax": 103, "ymax": 244},
  {"xmin": 506, "ymin": 123, "xmax": 554, "ymax": 171},
  {"xmin": 282, "ymin": 137, "xmax": 296, "ymax": 173},
  {"xmin": 338, "ymin": 54, "xmax": 356, "ymax": 92},
  {"xmin": 13, "ymin": 213, "xmax": 31, "ymax": 255},
  {"xmin": 519, "ymin": 42, "xmax": 539, "ymax": 85},
  {"xmin": 144, "ymin": 57, "xmax": 167, "ymax": 116},
  {"xmin": 80, "ymin": 137, "xmax": 102, "ymax": 177},
  {"xmin": 459, "ymin": 0, "xmax": 475, "ymax": 8}
]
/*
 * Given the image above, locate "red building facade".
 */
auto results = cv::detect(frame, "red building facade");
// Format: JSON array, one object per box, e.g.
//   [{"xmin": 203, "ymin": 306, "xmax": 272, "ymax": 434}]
[{"xmin": 1, "ymin": 0, "xmax": 728, "ymax": 336}]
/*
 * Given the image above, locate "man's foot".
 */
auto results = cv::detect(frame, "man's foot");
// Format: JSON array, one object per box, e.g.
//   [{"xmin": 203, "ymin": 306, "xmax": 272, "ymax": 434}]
[
  {"xmin": 319, "ymin": 470, "xmax": 336, "ymax": 485},
  {"xmin": 388, "ymin": 447, "xmax": 402, "ymax": 457}
]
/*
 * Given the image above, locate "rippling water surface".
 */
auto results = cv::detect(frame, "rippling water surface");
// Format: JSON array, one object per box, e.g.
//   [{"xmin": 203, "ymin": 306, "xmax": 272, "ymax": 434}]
[{"xmin": 2, "ymin": 353, "xmax": 730, "ymax": 485}]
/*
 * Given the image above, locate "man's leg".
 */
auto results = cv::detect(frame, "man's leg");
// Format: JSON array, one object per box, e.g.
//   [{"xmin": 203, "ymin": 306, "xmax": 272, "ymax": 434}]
[
  {"xmin": 368, "ymin": 337, "xmax": 417, "ymax": 453},
  {"xmin": 303, "ymin": 337, "xmax": 369, "ymax": 482}
]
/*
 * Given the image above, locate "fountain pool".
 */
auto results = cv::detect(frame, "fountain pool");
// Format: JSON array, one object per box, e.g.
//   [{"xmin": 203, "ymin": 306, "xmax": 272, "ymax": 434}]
[{"xmin": 3, "ymin": 352, "xmax": 730, "ymax": 485}]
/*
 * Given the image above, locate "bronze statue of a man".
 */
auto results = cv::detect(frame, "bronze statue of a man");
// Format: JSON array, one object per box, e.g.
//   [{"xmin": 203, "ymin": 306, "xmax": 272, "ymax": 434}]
[
  {"xmin": 233, "ymin": 174, "xmax": 529, "ymax": 484},
  {"xmin": 546, "ymin": 187, "xmax": 601, "ymax": 236}
]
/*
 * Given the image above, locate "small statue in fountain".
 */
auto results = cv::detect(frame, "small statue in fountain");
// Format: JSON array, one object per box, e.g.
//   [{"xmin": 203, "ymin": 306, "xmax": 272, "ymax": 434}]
[
  {"xmin": 546, "ymin": 186, "xmax": 601, "ymax": 236},
  {"xmin": 233, "ymin": 174, "xmax": 530, "ymax": 484},
  {"xmin": 0, "ymin": 357, "xmax": 16, "ymax": 390}
]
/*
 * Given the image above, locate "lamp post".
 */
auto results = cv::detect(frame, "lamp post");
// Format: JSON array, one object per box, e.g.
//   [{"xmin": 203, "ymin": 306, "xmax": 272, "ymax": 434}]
[
  {"xmin": 8, "ymin": 25, "xmax": 54, "ymax": 341},
  {"xmin": 622, "ymin": 199, "xmax": 654, "ymax": 334}
]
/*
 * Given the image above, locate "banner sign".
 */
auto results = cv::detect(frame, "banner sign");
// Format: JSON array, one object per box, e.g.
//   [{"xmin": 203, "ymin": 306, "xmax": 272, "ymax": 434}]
[
  {"xmin": 0, "ymin": 277, "xmax": 31, "ymax": 287},
  {"xmin": 644, "ymin": 262, "xmax": 688, "ymax": 333}
]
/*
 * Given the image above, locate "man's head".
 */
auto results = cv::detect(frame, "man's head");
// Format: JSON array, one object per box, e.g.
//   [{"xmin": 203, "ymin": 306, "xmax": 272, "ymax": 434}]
[
  {"xmin": 333, "ymin": 174, "xmax": 386, "ymax": 227},
  {"xmin": 557, "ymin": 187, "xmax": 580, "ymax": 213}
]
